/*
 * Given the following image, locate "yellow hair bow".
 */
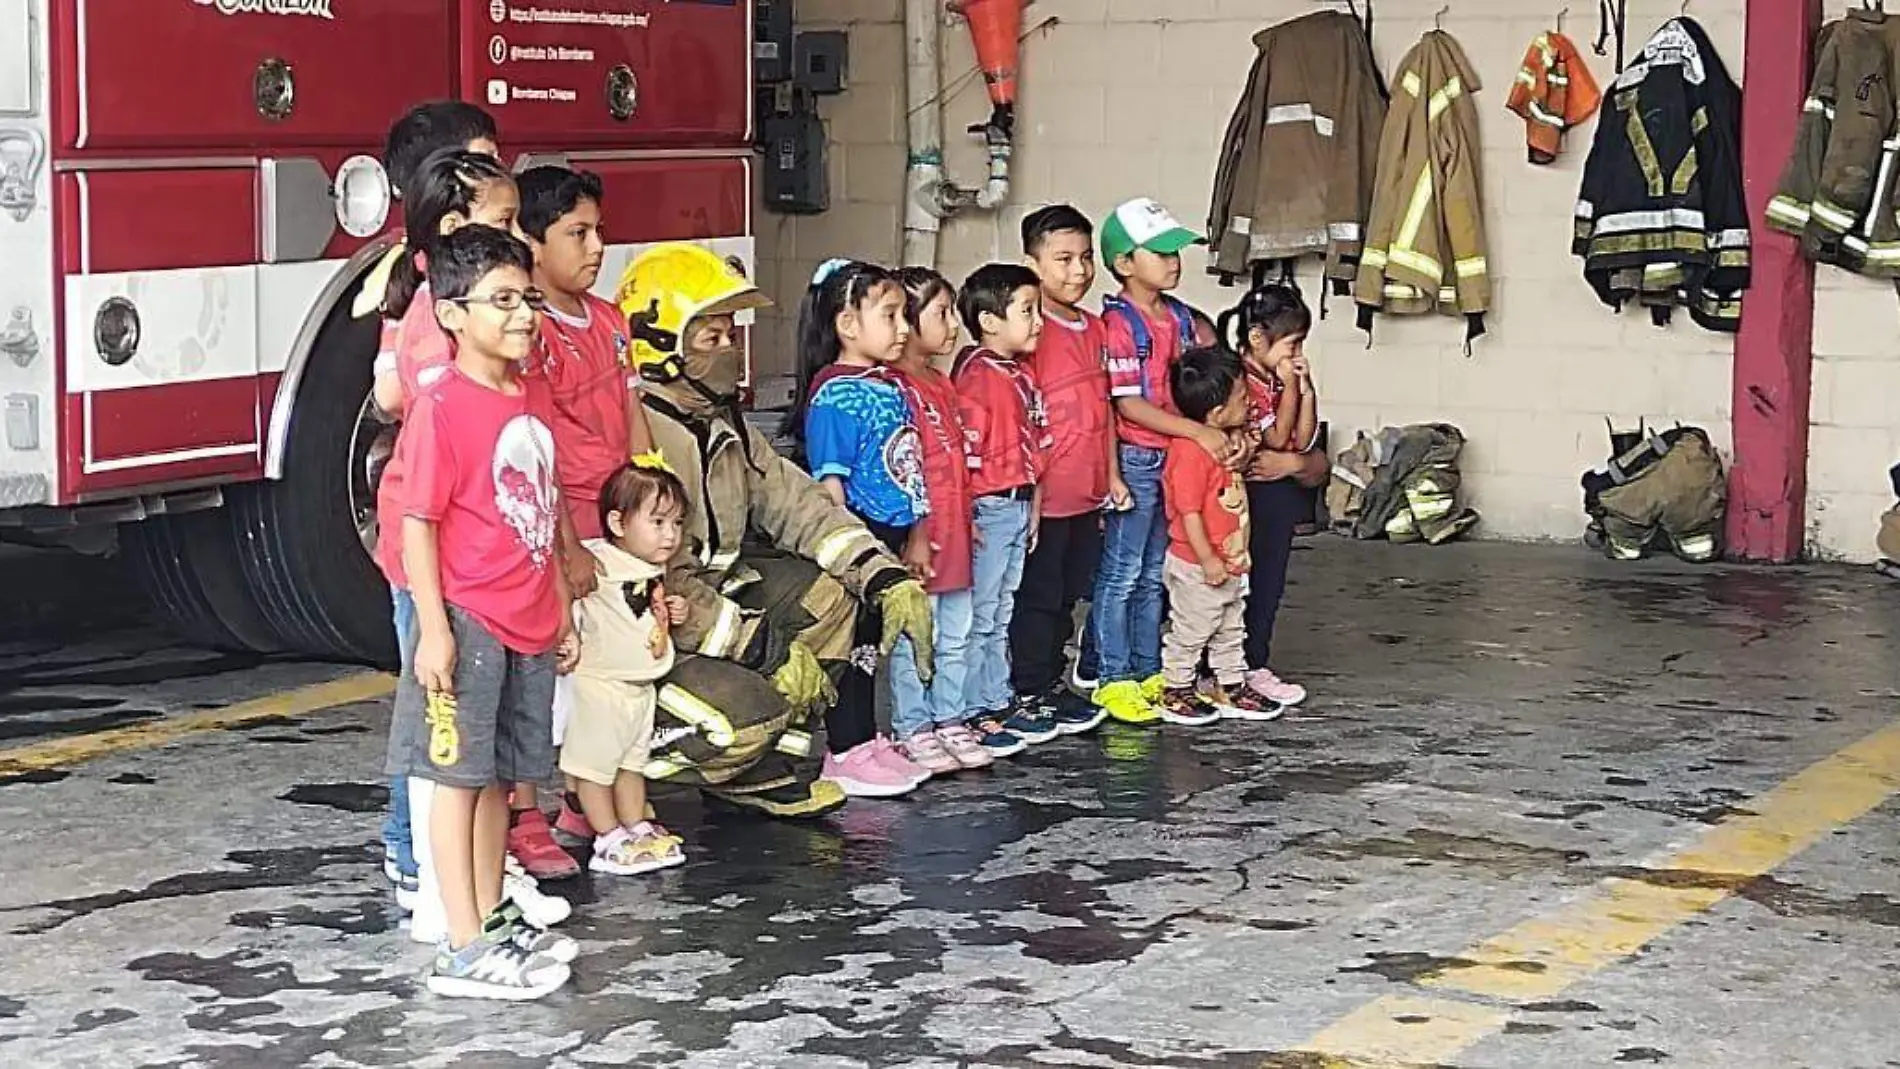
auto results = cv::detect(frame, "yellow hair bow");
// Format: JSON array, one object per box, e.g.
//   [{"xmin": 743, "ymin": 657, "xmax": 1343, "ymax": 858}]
[{"xmin": 630, "ymin": 450, "xmax": 674, "ymax": 474}]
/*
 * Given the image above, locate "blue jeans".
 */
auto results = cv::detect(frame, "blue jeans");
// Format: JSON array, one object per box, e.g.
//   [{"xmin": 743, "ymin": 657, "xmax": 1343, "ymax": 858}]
[
  {"xmin": 963, "ymin": 494, "xmax": 1031, "ymax": 714},
  {"xmin": 1091, "ymin": 445, "xmax": 1168, "ymax": 683},
  {"xmin": 383, "ymin": 586, "xmax": 418, "ymax": 876},
  {"xmin": 890, "ymin": 589, "xmax": 975, "ymax": 738}
]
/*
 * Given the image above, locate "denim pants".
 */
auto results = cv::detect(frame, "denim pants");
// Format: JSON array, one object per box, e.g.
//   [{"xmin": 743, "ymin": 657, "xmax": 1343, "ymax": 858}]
[
  {"xmin": 963, "ymin": 494, "xmax": 1031, "ymax": 714},
  {"xmin": 1091, "ymin": 445, "xmax": 1168, "ymax": 684},
  {"xmin": 890, "ymin": 589, "xmax": 975, "ymax": 738},
  {"xmin": 382, "ymin": 586, "xmax": 419, "ymax": 873}
]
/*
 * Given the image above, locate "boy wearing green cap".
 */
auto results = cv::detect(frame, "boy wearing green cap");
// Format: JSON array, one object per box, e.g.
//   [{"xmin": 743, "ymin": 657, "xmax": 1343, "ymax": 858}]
[{"xmin": 1089, "ymin": 198, "xmax": 1234, "ymax": 725}]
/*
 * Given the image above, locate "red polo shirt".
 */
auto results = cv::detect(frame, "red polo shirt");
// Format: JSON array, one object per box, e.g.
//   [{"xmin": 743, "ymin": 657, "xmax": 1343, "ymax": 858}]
[
  {"xmin": 895, "ymin": 365, "xmax": 974, "ymax": 593},
  {"xmin": 1029, "ymin": 307, "xmax": 1114, "ymax": 519},
  {"xmin": 953, "ymin": 347, "xmax": 1050, "ymax": 499}
]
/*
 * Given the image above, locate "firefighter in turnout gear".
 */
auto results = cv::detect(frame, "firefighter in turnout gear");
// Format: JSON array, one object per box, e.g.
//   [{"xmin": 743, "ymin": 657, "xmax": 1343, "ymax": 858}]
[
  {"xmin": 1572, "ymin": 17, "xmax": 1749, "ymax": 332},
  {"xmin": 1766, "ymin": 10, "xmax": 1900, "ymax": 276},
  {"xmin": 1354, "ymin": 30, "xmax": 1492, "ymax": 346},
  {"xmin": 614, "ymin": 243, "xmax": 936, "ymax": 817}
]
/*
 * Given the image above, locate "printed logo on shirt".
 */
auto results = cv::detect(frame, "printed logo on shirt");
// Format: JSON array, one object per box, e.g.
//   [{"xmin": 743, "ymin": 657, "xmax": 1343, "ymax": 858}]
[
  {"xmin": 887, "ymin": 426, "xmax": 928, "ymax": 510},
  {"xmin": 613, "ymin": 331, "xmax": 630, "ymax": 367},
  {"xmin": 492, "ymin": 414, "xmax": 560, "ymax": 569},
  {"xmin": 1106, "ymin": 354, "xmax": 1142, "ymax": 380}
]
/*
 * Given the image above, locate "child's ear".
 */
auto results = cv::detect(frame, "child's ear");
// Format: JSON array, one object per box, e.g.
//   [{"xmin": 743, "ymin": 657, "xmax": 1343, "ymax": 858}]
[
  {"xmin": 606, "ymin": 510, "xmax": 626, "ymax": 540},
  {"xmin": 978, "ymin": 309, "xmax": 1004, "ymax": 338},
  {"xmin": 438, "ymin": 212, "xmax": 468, "ymax": 237},
  {"xmin": 434, "ymin": 298, "xmax": 465, "ymax": 334},
  {"xmin": 834, "ymin": 305, "xmax": 859, "ymax": 342}
]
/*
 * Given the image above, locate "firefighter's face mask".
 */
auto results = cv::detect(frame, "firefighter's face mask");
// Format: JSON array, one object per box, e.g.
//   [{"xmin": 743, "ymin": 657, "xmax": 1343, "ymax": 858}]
[{"xmin": 681, "ymin": 315, "xmax": 743, "ymax": 400}]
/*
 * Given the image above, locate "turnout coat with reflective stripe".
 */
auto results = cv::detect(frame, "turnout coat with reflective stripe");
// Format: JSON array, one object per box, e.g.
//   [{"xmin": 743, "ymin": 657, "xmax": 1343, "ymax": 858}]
[
  {"xmin": 1354, "ymin": 30, "xmax": 1492, "ymax": 335},
  {"xmin": 1572, "ymin": 17, "xmax": 1749, "ymax": 333},
  {"xmin": 644, "ymin": 384, "xmax": 907, "ymax": 663},
  {"xmin": 1505, "ymin": 30, "xmax": 1603, "ymax": 164},
  {"xmin": 1207, "ymin": 10, "xmax": 1387, "ymax": 287},
  {"xmin": 1765, "ymin": 11, "xmax": 1900, "ymax": 276}
]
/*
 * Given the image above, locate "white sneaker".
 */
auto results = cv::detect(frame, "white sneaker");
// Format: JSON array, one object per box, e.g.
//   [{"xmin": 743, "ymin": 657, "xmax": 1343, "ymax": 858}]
[
  {"xmin": 409, "ymin": 897, "xmax": 447, "ymax": 946},
  {"xmin": 503, "ymin": 858, "xmax": 573, "ymax": 929},
  {"xmin": 427, "ymin": 936, "xmax": 569, "ymax": 1001}
]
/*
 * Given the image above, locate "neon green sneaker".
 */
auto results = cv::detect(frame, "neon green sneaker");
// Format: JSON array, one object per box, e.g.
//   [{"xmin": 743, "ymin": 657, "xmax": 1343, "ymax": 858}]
[
  {"xmin": 1094, "ymin": 680, "xmax": 1160, "ymax": 725},
  {"xmin": 1138, "ymin": 673, "xmax": 1166, "ymax": 704}
]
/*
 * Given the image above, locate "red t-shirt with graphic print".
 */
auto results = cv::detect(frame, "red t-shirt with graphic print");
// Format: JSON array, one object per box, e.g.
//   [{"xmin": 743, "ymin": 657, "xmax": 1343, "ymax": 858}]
[
  {"xmin": 1164, "ymin": 437, "xmax": 1253, "ymax": 574},
  {"xmin": 533, "ymin": 293, "xmax": 636, "ymax": 541},
  {"xmin": 895, "ymin": 365, "xmax": 974, "ymax": 594},
  {"xmin": 396, "ymin": 367, "xmax": 565, "ymax": 655},
  {"xmin": 1104, "ymin": 297, "xmax": 1215, "ymax": 452},
  {"xmin": 1030, "ymin": 307, "xmax": 1114, "ymax": 519}
]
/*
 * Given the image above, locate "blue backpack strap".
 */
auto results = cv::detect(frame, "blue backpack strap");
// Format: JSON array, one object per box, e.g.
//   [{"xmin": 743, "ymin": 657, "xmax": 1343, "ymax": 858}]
[
  {"xmin": 1160, "ymin": 294, "xmax": 1203, "ymax": 347},
  {"xmin": 1100, "ymin": 294, "xmax": 1159, "ymax": 403}
]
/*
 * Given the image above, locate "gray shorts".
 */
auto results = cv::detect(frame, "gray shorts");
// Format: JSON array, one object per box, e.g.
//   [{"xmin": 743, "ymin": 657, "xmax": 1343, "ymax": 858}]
[{"xmin": 384, "ymin": 604, "xmax": 556, "ymax": 790}]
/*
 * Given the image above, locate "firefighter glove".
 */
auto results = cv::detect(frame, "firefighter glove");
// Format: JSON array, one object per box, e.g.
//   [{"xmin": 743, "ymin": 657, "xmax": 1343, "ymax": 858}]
[
  {"xmin": 771, "ymin": 641, "xmax": 835, "ymax": 717},
  {"xmin": 877, "ymin": 578, "xmax": 935, "ymax": 682}
]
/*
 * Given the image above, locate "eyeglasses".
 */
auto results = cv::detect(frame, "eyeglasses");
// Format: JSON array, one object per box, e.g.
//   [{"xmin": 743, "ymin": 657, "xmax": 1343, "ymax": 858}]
[{"xmin": 450, "ymin": 287, "xmax": 546, "ymax": 312}]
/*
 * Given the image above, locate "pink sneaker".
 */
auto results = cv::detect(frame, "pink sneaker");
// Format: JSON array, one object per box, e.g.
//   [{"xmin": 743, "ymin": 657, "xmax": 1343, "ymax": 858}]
[
  {"xmin": 553, "ymin": 800, "xmax": 596, "ymax": 847},
  {"xmin": 872, "ymin": 736, "xmax": 931, "ymax": 786},
  {"xmin": 898, "ymin": 731, "xmax": 961, "ymax": 776},
  {"xmin": 935, "ymin": 724, "xmax": 994, "ymax": 769},
  {"xmin": 823, "ymin": 741, "xmax": 919, "ymax": 798},
  {"xmin": 1245, "ymin": 668, "xmax": 1307, "ymax": 707}
]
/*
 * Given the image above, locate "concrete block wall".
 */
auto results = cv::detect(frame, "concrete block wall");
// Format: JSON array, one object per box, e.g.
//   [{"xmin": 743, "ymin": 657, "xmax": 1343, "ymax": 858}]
[{"xmin": 756, "ymin": 0, "xmax": 1897, "ymax": 561}]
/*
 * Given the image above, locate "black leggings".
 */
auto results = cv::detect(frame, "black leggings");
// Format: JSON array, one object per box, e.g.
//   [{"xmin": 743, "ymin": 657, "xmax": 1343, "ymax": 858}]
[
  {"xmin": 825, "ymin": 518, "xmax": 910, "ymax": 754},
  {"xmin": 1244, "ymin": 478, "xmax": 1305, "ymax": 670}
]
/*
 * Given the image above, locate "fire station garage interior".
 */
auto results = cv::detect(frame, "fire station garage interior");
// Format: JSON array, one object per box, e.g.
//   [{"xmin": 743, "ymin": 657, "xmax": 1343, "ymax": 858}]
[{"xmin": 3, "ymin": 0, "xmax": 1900, "ymax": 1065}]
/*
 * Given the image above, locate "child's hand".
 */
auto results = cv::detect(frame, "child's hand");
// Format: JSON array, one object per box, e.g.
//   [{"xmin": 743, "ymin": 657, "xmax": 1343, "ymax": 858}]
[
  {"xmin": 1106, "ymin": 475, "xmax": 1132, "ymax": 512},
  {"xmin": 1200, "ymin": 556, "xmax": 1229, "ymax": 586},
  {"xmin": 1251, "ymin": 449, "xmax": 1302, "ymax": 481},
  {"xmin": 665, "ymin": 595, "xmax": 689, "ymax": 626},
  {"xmin": 414, "ymin": 627, "xmax": 457, "ymax": 695},
  {"xmin": 1191, "ymin": 425, "xmax": 1237, "ymax": 466},
  {"xmin": 564, "ymin": 544, "xmax": 603, "ymax": 600},
  {"xmin": 554, "ymin": 623, "xmax": 581, "ymax": 675},
  {"xmin": 1288, "ymin": 355, "xmax": 1311, "ymax": 378}
]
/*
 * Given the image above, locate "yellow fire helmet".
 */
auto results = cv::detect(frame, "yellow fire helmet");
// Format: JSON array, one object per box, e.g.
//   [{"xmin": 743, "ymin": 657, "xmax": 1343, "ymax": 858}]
[{"xmin": 615, "ymin": 242, "xmax": 773, "ymax": 384}]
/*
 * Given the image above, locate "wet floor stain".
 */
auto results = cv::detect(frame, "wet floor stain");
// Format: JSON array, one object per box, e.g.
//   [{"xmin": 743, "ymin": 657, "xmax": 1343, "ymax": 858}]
[
  {"xmin": 130, "ymin": 949, "xmax": 404, "ymax": 1001},
  {"xmin": 1504, "ymin": 1021, "xmax": 1563, "ymax": 1035},
  {"xmin": 0, "ymin": 995, "xmax": 22, "ymax": 1018},
  {"xmin": 107, "ymin": 772, "xmax": 156, "ymax": 785},
  {"xmin": 229, "ymin": 897, "xmax": 395, "ymax": 937},
  {"xmin": 278, "ymin": 783, "xmax": 388, "ymax": 813},
  {"xmin": 1242, "ymin": 761, "xmax": 1407, "ymax": 804},
  {"xmin": 57, "ymin": 1007, "xmax": 136, "ymax": 1035},
  {"xmin": 1735, "ymin": 874, "xmax": 1900, "ymax": 928},
  {"xmin": 0, "ymin": 707, "xmax": 161, "ymax": 744},
  {"xmin": 1523, "ymin": 1000, "xmax": 1603, "ymax": 1013},
  {"xmin": 0, "ymin": 769, "xmax": 69, "ymax": 787},
  {"xmin": 6, "ymin": 844, "xmax": 375, "ymax": 935},
  {"xmin": 1616, "ymin": 1048, "xmax": 1671, "ymax": 1062},
  {"xmin": 1340, "ymin": 951, "xmax": 1547, "ymax": 983},
  {"xmin": 3, "ymin": 651, "xmax": 269, "ymax": 691},
  {"xmin": 1319, "ymin": 829, "xmax": 1589, "ymax": 876},
  {"xmin": 1525, "ymin": 801, "xmax": 1608, "ymax": 821}
]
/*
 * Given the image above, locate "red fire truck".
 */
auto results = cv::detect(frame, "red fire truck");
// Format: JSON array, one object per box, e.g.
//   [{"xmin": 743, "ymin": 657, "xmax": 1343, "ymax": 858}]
[{"xmin": 0, "ymin": 0, "xmax": 754, "ymax": 663}]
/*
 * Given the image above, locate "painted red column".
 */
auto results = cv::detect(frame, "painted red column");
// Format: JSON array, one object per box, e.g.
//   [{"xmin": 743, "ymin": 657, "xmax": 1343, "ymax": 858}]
[{"xmin": 1727, "ymin": 0, "xmax": 1822, "ymax": 562}]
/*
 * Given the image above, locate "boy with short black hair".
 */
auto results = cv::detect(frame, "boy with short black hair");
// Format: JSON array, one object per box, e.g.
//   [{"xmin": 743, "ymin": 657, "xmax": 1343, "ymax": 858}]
[
  {"xmin": 513, "ymin": 165, "xmax": 662, "ymax": 866},
  {"xmin": 388, "ymin": 224, "xmax": 581, "ymax": 999},
  {"xmin": 1009, "ymin": 205, "xmax": 1117, "ymax": 736},
  {"xmin": 953, "ymin": 263, "xmax": 1052, "ymax": 756},
  {"xmin": 1092, "ymin": 197, "xmax": 1228, "ymax": 726},
  {"xmin": 1159, "ymin": 344, "xmax": 1279, "ymax": 726},
  {"xmin": 382, "ymin": 100, "xmax": 500, "ymax": 201}
]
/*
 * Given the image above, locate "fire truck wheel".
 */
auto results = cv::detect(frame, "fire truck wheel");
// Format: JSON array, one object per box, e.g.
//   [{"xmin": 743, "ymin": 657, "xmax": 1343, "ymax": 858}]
[
  {"xmin": 227, "ymin": 299, "xmax": 397, "ymax": 667},
  {"xmin": 123, "ymin": 511, "xmax": 285, "ymax": 654}
]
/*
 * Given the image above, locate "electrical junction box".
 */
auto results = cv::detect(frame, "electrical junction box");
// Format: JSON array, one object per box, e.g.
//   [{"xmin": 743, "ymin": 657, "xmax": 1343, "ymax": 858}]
[
  {"xmin": 794, "ymin": 31, "xmax": 849, "ymax": 95},
  {"xmin": 761, "ymin": 107, "xmax": 829, "ymax": 214},
  {"xmin": 754, "ymin": 0, "xmax": 796, "ymax": 84}
]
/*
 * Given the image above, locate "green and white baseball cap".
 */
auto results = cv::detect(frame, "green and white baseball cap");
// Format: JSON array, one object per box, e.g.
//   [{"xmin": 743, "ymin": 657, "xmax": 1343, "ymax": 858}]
[{"xmin": 1100, "ymin": 197, "xmax": 1206, "ymax": 266}]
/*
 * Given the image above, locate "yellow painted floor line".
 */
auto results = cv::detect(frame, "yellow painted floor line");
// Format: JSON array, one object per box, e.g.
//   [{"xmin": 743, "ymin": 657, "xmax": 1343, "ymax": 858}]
[
  {"xmin": 1289, "ymin": 716, "xmax": 1900, "ymax": 1065},
  {"xmin": 0, "ymin": 672, "xmax": 395, "ymax": 777}
]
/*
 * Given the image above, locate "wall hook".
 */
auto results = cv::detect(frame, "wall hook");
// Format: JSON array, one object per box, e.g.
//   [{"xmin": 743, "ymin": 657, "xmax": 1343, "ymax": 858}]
[
  {"xmin": 1556, "ymin": 6, "xmax": 1568, "ymax": 32},
  {"xmin": 1434, "ymin": 4, "xmax": 1449, "ymax": 29}
]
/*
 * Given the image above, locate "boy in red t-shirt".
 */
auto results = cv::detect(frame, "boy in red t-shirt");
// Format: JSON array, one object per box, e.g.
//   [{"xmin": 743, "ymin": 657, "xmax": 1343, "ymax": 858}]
[
  {"xmin": 387, "ymin": 225, "xmax": 581, "ymax": 1000},
  {"xmin": 953, "ymin": 264, "xmax": 1053, "ymax": 756},
  {"xmin": 1093, "ymin": 198, "xmax": 1231, "ymax": 727},
  {"xmin": 1158, "ymin": 344, "xmax": 1281, "ymax": 726},
  {"xmin": 1009, "ymin": 205, "xmax": 1121, "ymax": 736},
  {"xmin": 516, "ymin": 165, "xmax": 659, "ymax": 869}
]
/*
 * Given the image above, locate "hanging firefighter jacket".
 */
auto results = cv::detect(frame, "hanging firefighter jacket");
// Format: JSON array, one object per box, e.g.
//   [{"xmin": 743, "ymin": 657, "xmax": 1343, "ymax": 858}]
[
  {"xmin": 1580, "ymin": 422, "xmax": 1726, "ymax": 562},
  {"xmin": 1572, "ymin": 18, "xmax": 1749, "ymax": 333},
  {"xmin": 1765, "ymin": 10, "xmax": 1900, "ymax": 276},
  {"xmin": 1354, "ymin": 31, "xmax": 1492, "ymax": 345},
  {"xmin": 1207, "ymin": 11, "xmax": 1388, "ymax": 293},
  {"xmin": 1506, "ymin": 30, "xmax": 1604, "ymax": 164}
]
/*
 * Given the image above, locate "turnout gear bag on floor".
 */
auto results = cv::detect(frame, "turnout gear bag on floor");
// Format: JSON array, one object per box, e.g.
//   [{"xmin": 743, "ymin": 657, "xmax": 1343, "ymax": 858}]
[
  {"xmin": 1580, "ymin": 421, "xmax": 1727, "ymax": 562},
  {"xmin": 1326, "ymin": 423, "xmax": 1479, "ymax": 544}
]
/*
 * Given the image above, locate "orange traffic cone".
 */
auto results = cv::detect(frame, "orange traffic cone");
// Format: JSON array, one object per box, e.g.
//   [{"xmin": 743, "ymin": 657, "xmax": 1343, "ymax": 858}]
[{"xmin": 955, "ymin": 0, "xmax": 1024, "ymax": 108}]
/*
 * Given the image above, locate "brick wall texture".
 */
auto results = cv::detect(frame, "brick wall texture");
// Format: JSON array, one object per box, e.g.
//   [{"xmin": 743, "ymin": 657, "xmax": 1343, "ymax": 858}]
[{"xmin": 751, "ymin": 0, "xmax": 1896, "ymax": 561}]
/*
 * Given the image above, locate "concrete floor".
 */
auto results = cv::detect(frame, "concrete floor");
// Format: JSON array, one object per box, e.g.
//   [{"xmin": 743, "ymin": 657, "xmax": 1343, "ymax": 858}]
[{"xmin": 0, "ymin": 539, "xmax": 1897, "ymax": 1067}]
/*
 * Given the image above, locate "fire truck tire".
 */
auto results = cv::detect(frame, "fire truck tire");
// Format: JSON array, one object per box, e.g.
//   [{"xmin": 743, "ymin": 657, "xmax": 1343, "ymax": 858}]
[
  {"xmin": 227, "ymin": 301, "xmax": 396, "ymax": 667},
  {"xmin": 123, "ymin": 512, "xmax": 285, "ymax": 654}
]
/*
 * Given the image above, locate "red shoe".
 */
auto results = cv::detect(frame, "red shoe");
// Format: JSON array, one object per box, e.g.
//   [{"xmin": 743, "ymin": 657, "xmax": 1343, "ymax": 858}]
[
  {"xmin": 508, "ymin": 807, "xmax": 581, "ymax": 879},
  {"xmin": 552, "ymin": 800, "xmax": 596, "ymax": 848}
]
